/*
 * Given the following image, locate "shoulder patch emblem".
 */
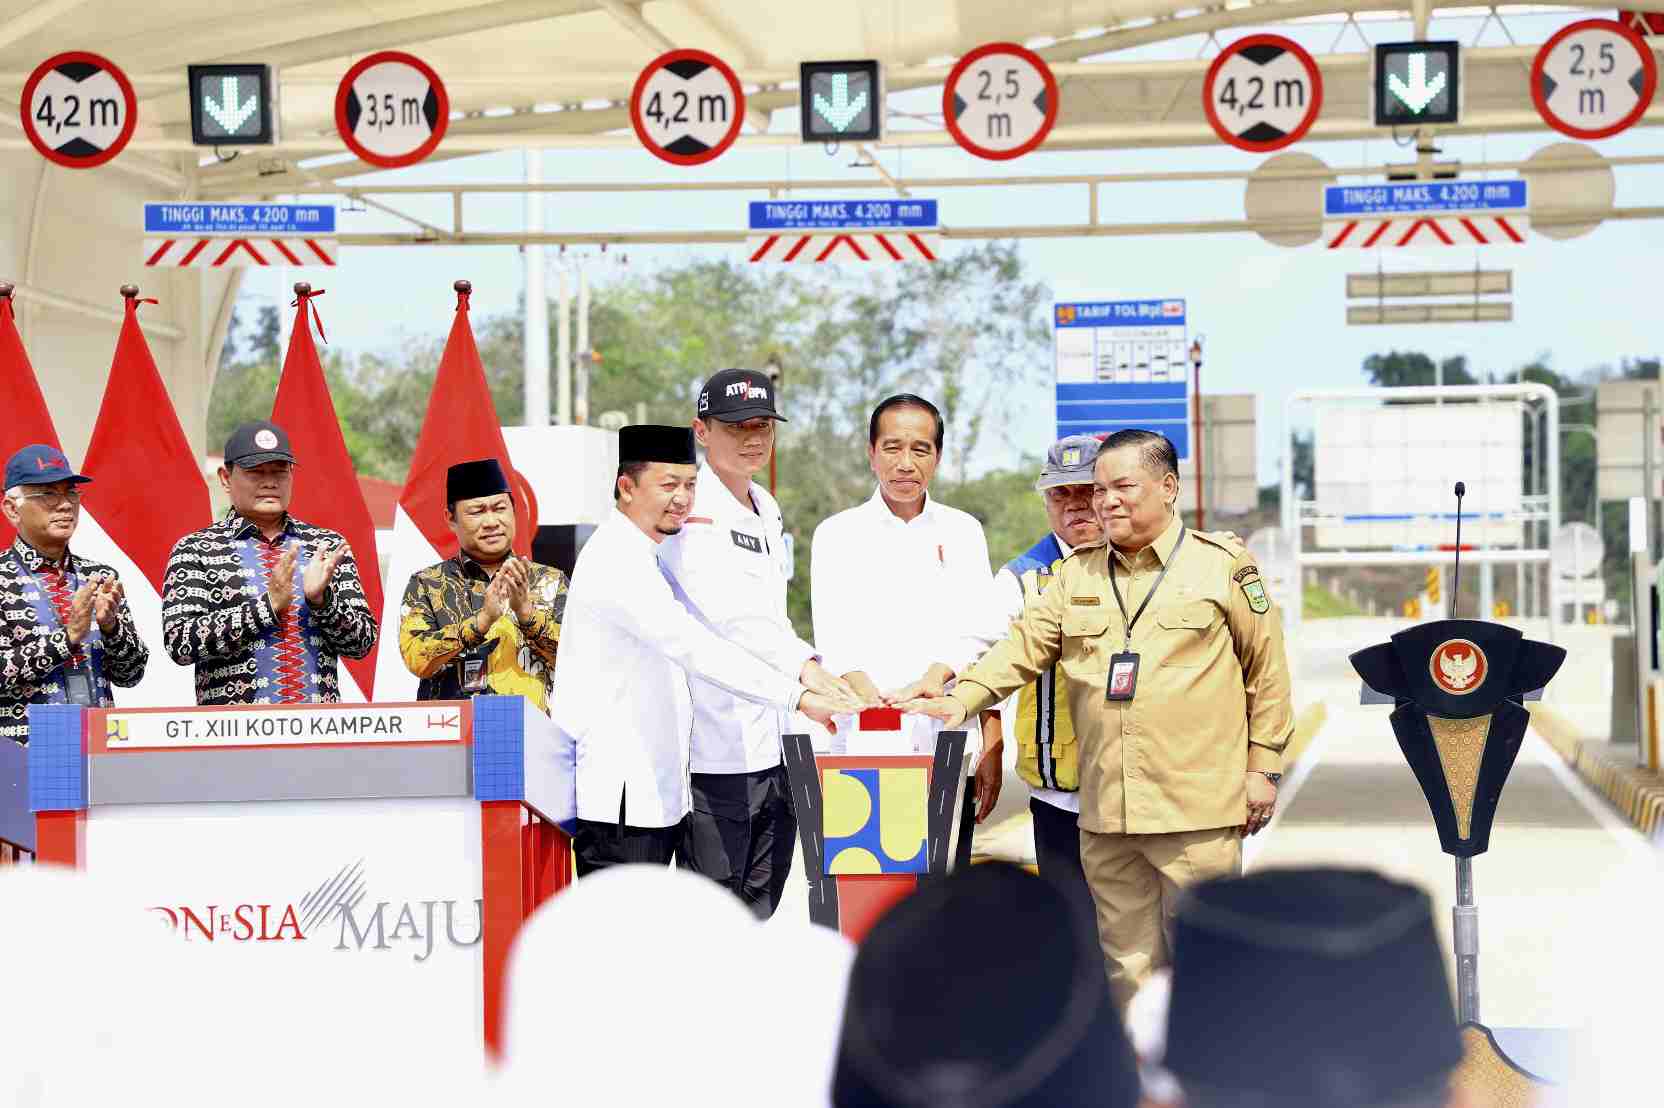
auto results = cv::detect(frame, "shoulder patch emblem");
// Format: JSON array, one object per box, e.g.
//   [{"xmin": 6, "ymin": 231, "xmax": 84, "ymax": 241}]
[
  {"xmin": 1070, "ymin": 596, "xmax": 1101, "ymax": 606},
  {"xmin": 1241, "ymin": 578, "xmax": 1271, "ymax": 614},
  {"xmin": 1232, "ymin": 565, "xmax": 1261, "ymax": 584}
]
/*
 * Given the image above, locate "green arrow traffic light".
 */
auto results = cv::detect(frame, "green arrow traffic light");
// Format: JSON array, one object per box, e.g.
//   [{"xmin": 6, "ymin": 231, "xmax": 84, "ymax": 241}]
[{"xmin": 1388, "ymin": 53, "xmax": 1447, "ymax": 114}]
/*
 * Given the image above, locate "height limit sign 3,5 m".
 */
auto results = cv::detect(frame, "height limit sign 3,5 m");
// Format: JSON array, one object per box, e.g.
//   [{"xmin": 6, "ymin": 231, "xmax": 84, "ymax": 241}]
[
  {"xmin": 1203, "ymin": 35, "xmax": 1323, "ymax": 152},
  {"xmin": 630, "ymin": 49, "xmax": 745, "ymax": 166},
  {"xmin": 335, "ymin": 50, "xmax": 449, "ymax": 169},
  {"xmin": 943, "ymin": 42, "xmax": 1058, "ymax": 160}
]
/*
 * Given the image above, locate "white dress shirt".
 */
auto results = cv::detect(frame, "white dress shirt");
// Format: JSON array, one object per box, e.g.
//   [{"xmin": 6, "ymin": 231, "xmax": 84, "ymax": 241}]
[
  {"xmin": 810, "ymin": 488, "xmax": 994, "ymax": 759},
  {"xmin": 657, "ymin": 461, "xmax": 817, "ymax": 775},
  {"xmin": 550, "ymin": 509, "xmax": 804, "ymax": 828},
  {"xmin": 985, "ymin": 534, "xmax": 1082, "ymax": 815}
]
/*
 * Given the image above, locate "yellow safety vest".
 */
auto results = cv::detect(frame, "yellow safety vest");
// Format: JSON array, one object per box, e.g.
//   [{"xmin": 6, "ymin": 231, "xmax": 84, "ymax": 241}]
[{"xmin": 1006, "ymin": 535, "xmax": 1079, "ymax": 793}]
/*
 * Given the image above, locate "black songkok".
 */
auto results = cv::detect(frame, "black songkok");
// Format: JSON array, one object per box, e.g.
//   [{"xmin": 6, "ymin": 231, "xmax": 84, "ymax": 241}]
[
  {"xmin": 619, "ymin": 425, "xmax": 696, "ymax": 465},
  {"xmin": 446, "ymin": 458, "xmax": 510, "ymax": 505}
]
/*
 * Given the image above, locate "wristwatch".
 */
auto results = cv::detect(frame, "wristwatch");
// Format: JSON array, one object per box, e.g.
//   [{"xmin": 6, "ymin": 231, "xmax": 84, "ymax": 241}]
[{"xmin": 1254, "ymin": 771, "xmax": 1283, "ymax": 786}]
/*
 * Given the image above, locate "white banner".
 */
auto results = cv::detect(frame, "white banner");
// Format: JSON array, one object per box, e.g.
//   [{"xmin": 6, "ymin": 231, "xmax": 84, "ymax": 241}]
[{"xmin": 104, "ymin": 702, "xmax": 465, "ymax": 749}]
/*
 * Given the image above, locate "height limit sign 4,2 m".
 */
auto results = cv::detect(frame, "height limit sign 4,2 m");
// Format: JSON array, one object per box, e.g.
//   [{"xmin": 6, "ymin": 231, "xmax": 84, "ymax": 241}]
[
  {"xmin": 334, "ymin": 50, "xmax": 449, "ymax": 169},
  {"xmin": 943, "ymin": 43, "xmax": 1059, "ymax": 160},
  {"xmin": 631, "ymin": 49, "xmax": 745, "ymax": 166},
  {"xmin": 19, "ymin": 51, "xmax": 137, "ymax": 168},
  {"xmin": 1203, "ymin": 35, "xmax": 1322, "ymax": 152}
]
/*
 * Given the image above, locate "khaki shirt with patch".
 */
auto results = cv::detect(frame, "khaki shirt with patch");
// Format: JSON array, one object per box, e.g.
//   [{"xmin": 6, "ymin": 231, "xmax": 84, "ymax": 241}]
[{"xmin": 949, "ymin": 512, "xmax": 1293, "ymax": 836}]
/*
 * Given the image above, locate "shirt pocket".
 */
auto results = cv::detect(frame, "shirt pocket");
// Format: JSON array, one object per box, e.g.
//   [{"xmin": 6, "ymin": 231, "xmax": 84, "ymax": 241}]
[
  {"xmin": 1060, "ymin": 607, "xmax": 1114, "ymax": 678},
  {"xmin": 1153, "ymin": 600, "xmax": 1222, "ymax": 669}
]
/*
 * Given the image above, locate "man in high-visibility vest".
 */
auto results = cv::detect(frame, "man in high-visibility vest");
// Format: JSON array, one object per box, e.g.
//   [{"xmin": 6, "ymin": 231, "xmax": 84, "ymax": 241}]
[{"xmin": 974, "ymin": 434, "xmax": 1108, "ymax": 922}]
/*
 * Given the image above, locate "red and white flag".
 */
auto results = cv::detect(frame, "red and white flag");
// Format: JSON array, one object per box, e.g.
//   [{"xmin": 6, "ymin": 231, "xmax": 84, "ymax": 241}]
[
  {"xmin": 76, "ymin": 292, "xmax": 213, "ymax": 707},
  {"xmin": 271, "ymin": 286, "xmax": 385, "ymax": 701},
  {"xmin": 374, "ymin": 283, "xmax": 538, "ymax": 699},
  {"xmin": 0, "ymin": 289, "xmax": 62, "ymax": 549}
]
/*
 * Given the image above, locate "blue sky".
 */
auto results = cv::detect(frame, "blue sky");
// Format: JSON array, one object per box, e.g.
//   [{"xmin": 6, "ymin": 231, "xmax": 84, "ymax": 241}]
[{"xmin": 233, "ymin": 11, "xmax": 1664, "ymax": 487}]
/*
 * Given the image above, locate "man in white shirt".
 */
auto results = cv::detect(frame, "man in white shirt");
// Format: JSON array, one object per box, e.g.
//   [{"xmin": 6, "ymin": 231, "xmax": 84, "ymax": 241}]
[
  {"xmin": 551, "ymin": 425, "xmax": 858, "ymax": 874},
  {"xmin": 975, "ymin": 434, "xmax": 1108, "ymax": 924},
  {"xmin": 809, "ymin": 394, "xmax": 994, "ymax": 870},
  {"xmin": 658, "ymin": 369, "xmax": 863, "ymax": 918}
]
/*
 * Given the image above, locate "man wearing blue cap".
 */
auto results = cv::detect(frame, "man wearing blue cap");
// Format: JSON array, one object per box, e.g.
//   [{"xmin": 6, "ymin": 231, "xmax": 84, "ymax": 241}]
[
  {"xmin": 972, "ymin": 434, "xmax": 1109, "ymax": 922},
  {"xmin": 0, "ymin": 444, "xmax": 148, "ymax": 744}
]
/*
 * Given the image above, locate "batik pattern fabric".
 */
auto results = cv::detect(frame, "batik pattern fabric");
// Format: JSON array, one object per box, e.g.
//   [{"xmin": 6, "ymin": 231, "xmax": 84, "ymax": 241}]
[
  {"xmin": 161, "ymin": 511, "xmax": 377, "ymax": 705},
  {"xmin": 398, "ymin": 554, "xmax": 567, "ymax": 713},
  {"xmin": 1, "ymin": 538, "xmax": 148, "ymax": 745}
]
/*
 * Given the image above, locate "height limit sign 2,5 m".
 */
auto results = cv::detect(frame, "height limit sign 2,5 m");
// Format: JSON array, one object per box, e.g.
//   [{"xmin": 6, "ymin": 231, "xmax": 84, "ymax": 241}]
[
  {"xmin": 1203, "ymin": 35, "xmax": 1322, "ymax": 152},
  {"xmin": 943, "ymin": 42, "xmax": 1059, "ymax": 160},
  {"xmin": 1532, "ymin": 19, "xmax": 1656, "ymax": 139},
  {"xmin": 335, "ymin": 50, "xmax": 449, "ymax": 168},
  {"xmin": 630, "ymin": 49, "xmax": 745, "ymax": 166}
]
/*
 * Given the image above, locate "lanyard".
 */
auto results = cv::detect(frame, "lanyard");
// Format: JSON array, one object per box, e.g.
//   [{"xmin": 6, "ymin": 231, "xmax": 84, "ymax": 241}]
[
  {"xmin": 8, "ymin": 549, "xmax": 82, "ymax": 625},
  {"xmin": 1107, "ymin": 527, "xmax": 1186, "ymax": 652}
]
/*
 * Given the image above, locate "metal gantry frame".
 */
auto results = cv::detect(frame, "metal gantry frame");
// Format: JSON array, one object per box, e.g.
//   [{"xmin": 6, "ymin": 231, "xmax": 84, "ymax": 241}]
[
  {"xmin": 1281, "ymin": 382, "xmax": 1561, "ymax": 641},
  {"xmin": 219, "ymin": 154, "xmax": 1664, "ymax": 248}
]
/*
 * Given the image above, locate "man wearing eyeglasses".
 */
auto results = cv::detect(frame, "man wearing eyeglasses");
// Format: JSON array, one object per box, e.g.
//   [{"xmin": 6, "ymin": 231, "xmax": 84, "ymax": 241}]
[{"xmin": 0, "ymin": 444, "xmax": 148, "ymax": 745}]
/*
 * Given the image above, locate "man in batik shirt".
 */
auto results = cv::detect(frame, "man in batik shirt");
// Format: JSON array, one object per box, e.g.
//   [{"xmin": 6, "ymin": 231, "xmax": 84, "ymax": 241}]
[
  {"xmin": 398, "ymin": 459, "xmax": 566, "ymax": 713},
  {"xmin": 1, "ymin": 444, "xmax": 147, "ymax": 743},
  {"xmin": 161, "ymin": 421, "xmax": 377, "ymax": 705}
]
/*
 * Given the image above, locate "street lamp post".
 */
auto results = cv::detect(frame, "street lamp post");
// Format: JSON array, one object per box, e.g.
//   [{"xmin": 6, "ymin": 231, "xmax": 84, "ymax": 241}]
[
  {"xmin": 765, "ymin": 354, "xmax": 783, "ymax": 496},
  {"xmin": 1190, "ymin": 336, "xmax": 1205, "ymax": 531}
]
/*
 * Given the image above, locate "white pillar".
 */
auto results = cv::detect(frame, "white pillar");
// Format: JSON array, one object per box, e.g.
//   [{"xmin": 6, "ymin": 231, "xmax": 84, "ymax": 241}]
[
  {"xmin": 522, "ymin": 150, "xmax": 549, "ymax": 427},
  {"xmin": 556, "ymin": 267, "xmax": 572, "ymax": 426},
  {"xmin": 575, "ymin": 264, "xmax": 590, "ymax": 427}
]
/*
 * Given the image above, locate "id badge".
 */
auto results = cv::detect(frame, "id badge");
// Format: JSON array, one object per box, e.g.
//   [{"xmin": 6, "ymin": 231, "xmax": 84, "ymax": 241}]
[
  {"xmin": 460, "ymin": 658, "xmax": 487, "ymax": 693},
  {"xmin": 1105, "ymin": 652, "xmax": 1140, "ymax": 702},
  {"xmin": 63, "ymin": 667, "xmax": 97, "ymax": 707}
]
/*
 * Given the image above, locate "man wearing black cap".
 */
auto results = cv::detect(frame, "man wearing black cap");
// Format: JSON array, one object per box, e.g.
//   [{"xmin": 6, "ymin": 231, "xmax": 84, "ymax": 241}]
[
  {"xmin": 550, "ymin": 425, "xmax": 860, "ymax": 873},
  {"xmin": 162, "ymin": 421, "xmax": 377, "ymax": 705},
  {"xmin": 1163, "ymin": 867, "xmax": 1466, "ymax": 1108},
  {"xmin": 0, "ymin": 445, "xmax": 148, "ymax": 744},
  {"xmin": 833, "ymin": 862, "xmax": 1142, "ymax": 1108},
  {"xmin": 657, "ymin": 369, "xmax": 863, "ymax": 917},
  {"xmin": 398, "ymin": 459, "xmax": 567, "ymax": 712}
]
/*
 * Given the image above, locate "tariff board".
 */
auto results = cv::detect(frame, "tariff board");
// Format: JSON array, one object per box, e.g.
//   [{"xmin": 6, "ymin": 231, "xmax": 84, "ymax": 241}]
[
  {"xmin": 1053, "ymin": 299, "xmax": 1190, "ymax": 460},
  {"xmin": 19, "ymin": 51, "xmax": 137, "ymax": 168},
  {"xmin": 1531, "ymin": 19, "xmax": 1657, "ymax": 140}
]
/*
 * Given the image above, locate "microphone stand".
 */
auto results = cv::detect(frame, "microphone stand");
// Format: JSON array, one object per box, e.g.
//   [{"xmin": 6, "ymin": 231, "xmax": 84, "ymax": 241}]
[{"xmin": 1449, "ymin": 480, "xmax": 1479, "ymax": 1025}]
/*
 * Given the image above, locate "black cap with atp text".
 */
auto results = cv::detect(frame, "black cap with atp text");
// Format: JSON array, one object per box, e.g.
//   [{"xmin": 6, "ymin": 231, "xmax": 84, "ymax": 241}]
[{"xmin": 697, "ymin": 368, "xmax": 787, "ymax": 423}]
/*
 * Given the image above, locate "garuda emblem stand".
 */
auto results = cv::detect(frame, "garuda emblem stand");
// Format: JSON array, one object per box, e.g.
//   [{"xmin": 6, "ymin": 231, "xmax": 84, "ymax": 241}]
[{"xmin": 1349, "ymin": 483, "xmax": 1566, "ymax": 1089}]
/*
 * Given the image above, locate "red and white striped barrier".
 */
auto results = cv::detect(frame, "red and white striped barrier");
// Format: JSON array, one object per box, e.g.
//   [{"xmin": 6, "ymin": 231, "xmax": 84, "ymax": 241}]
[
  {"xmin": 1324, "ymin": 216, "xmax": 1525, "ymax": 249},
  {"xmin": 143, "ymin": 237, "xmax": 339, "ymax": 267},
  {"xmin": 746, "ymin": 231, "xmax": 940, "ymax": 263}
]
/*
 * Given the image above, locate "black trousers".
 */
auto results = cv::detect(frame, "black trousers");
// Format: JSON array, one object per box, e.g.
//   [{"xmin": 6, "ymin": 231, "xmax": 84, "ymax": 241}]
[
  {"xmin": 572, "ymin": 816, "xmax": 687, "ymax": 876},
  {"xmin": 1030, "ymin": 796, "xmax": 1097, "ymax": 927},
  {"xmin": 681, "ymin": 763, "xmax": 796, "ymax": 919},
  {"xmin": 955, "ymin": 777, "xmax": 977, "ymax": 871}
]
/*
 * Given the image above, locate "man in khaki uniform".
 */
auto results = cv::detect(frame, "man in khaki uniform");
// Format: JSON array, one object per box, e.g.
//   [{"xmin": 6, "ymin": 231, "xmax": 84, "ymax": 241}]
[{"xmin": 903, "ymin": 429, "xmax": 1293, "ymax": 1011}]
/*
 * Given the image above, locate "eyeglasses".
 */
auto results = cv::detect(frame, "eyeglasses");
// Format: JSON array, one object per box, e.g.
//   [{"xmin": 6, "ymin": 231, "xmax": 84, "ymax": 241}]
[{"xmin": 20, "ymin": 489, "xmax": 82, "ymax": 506}]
